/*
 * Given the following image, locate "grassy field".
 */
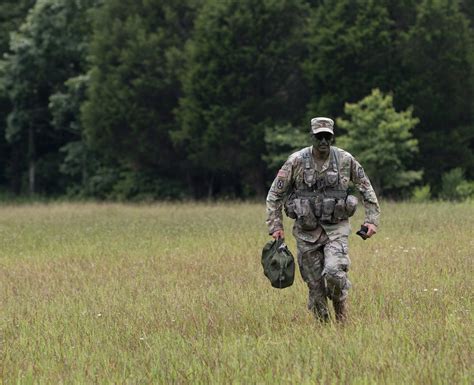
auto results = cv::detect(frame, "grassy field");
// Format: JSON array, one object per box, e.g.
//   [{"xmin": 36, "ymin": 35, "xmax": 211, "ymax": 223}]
[{"xmin": 0, "ymin": 201, "xmax": 472, "ymax": 384}]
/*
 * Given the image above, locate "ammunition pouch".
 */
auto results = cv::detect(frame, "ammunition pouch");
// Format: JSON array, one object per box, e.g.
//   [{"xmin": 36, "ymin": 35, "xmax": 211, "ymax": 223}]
[
  {"xmin": 284, "ymin": 191, "xmax": 359, "ymax": 226},
  {"xmin": 333, "ymin": 198, "xmax": 346, "ymax": 221},
  {"xmin": 345, "ymin": 195, "xmax": 358, "ymax": 217},
  {"xmin": 294, "ymin": 198, "xmax": 318, "ymax": 230},
  {"xmin": 284, "ymin": 198, "xmax": 297, "ymax": 219},
  {"xmin": 321, "ymin": 198, "xmax": 336, "ymax": 222},
  {"xmin": 314, "ymin": 200, "xmax": 322, "ymax": 218}
]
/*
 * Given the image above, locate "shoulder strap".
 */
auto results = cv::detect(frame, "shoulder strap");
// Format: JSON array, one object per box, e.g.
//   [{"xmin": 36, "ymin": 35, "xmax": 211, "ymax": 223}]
[
  {"xmin": 330, "ymin": 146, "xmax": 340, "ymax": 172},
  {"xmin": 303, "ymin": 147, "xmax": 312, "ymax": 169}
]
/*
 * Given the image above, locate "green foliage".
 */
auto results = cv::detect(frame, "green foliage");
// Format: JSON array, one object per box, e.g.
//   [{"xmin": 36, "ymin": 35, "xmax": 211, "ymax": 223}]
[
  {"xmin": 411, "ymin": 184, "xmax": 431, "ymax": 202},
  {"xmin": 175, "ymin": 0, "xmax": 308, "ymax": 197},
  {"xmin": 49, "ymin": 74, "xmax": 102, "ymax": 195},
  {"xmin": 440, "ymin": 168, "xmax": 474, "ymax": 201},
  {"xmin": 305, "ymin": 0, "xmax": 473, "ymax": 190},
  {"xmin": 0, "ymin": 0, "xmax": 35, "ymax": 188},
  {"xmin": 73, "ymin": 166, "xmax": 186, "ymax": 200},
  {"xmin": 108, "ymin": 171, "xmax": 187, "ymax": 201},
  {"xmin": 50, "ymin": 75, "xmax": 89, "ymax": 136},
  {"xmin": 2, "ymin": 0, "xmax": 98, "ymax": 194},
  {"xmin": 304, "ymin": 0, "xmax": 395, "ymax": 118},
  {"xmin": 0, "ymin": 0, "xmax": 35, "ymax": 54},
  {"xmin": 0, "ymin": 0, "xmax": 472, "ymax": 200},
  {"xmin": 397, "ymin": 0, "xmax": 473, "ymax": 187},
  {"xmin": 263, "ymin": 124, "xmax": 308, "ymax": 170},
  {"xmin": 337, "ymin": 89, "xmax": 422, "ymax": 196},
  {"xmin": 82, "ymin": 0, "xmax": 198, "ymax": 173},
  {"xmin": 5, "ymin": 0, "xmax": 96, "ymax": 141},
  {"xmin": 456, "ymin": 181, "xmax": 474, "ymax": 201}
]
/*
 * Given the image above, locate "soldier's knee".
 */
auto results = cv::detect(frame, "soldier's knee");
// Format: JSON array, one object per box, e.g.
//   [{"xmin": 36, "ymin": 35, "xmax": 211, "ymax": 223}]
[
  {"xmin": 325, "ymin": 260, "xmax": 349, "ymax": 274},
  {"xmin": 323, "ymin": 266, "xmax": 343, "ymax": 282},
  {"xmin": 323, "ymin": 239, "xmax": 350, "ymax": 280},
  {"xmin": 308, "ymin": 277, "xmax": 325, "ymax": 290},
  {"xmin": 323, "ymin": 265, "xmax": 350, "ymax": 290}
]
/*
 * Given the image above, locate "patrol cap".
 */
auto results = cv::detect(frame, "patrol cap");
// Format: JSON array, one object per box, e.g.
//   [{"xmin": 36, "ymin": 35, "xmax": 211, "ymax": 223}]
[{"xmin": 311, "ymin": 117, "xmax": 334, "ymax": 135}]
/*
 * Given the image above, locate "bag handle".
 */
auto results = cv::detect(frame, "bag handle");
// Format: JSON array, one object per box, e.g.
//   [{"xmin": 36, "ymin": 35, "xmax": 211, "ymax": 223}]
[{"xmin": 276, "ymin": 237, "xmax": 284, "ymax": 246}]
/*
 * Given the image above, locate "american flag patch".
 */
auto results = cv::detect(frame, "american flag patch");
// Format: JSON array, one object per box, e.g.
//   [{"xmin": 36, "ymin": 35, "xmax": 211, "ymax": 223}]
[{"xmin": 277, "ymin": 169, "xmax": 288, "ymax": 178}]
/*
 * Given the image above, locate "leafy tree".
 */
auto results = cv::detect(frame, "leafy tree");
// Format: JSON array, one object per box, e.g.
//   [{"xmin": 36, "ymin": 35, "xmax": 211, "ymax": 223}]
[
  {"xmin": 174, "ymin": 0, "xmax": 309, "ymax": 197},
  {"xmin": 0, "ymin": 61, "xmax": 11, "ymax": 190},
  {"xmin": 337, "ymin": 89, "xmax": 422, "ymax": 196},
  {"xmin": 3, "ymin": 0, "xmax": 98, "ymax": 194},
  {"xmin": 0, "ymin": 0, "xmax": 35, "ymax": 192},
  {"xmin": 397, "ymin": 0, "xmax": 473, "ymax": 189},
  {"xmin": 459, "ymin": 0, "xmax": 474, "ymax": 24},
  {"xmin": 0, "ymin": 0, "xmax": 35, "ymax": 55},
  {"xmin": 82, "ymin": 0, "xmax": 199, "ymax": 197},
  {"xmin": 49, "ymin": 74, "xmax": 101, "ymax": 196},
  {"xmin": 263, "ymin": 124, "xmax": 308, "ymax": 170},
  {"xmin": 305, "ymin": 0, "xmax": 473, "ymax": 193},
  {"xmin": 304, "ymin": 0, "xmax": 396, "ymax": 120}
]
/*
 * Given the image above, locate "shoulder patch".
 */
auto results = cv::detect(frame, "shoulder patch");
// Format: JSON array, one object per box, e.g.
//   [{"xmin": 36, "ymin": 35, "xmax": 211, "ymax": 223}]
[
  {"xmin": 357, "ymin": 166, "xmax": 365, "ymax": 179},
  {"xmin": 277, "ymin": 179, "xmax": 284, "ymax": 189},
  {"xmin": 277, "ymin": 169, "xmax": 288, "ymax": 178}
]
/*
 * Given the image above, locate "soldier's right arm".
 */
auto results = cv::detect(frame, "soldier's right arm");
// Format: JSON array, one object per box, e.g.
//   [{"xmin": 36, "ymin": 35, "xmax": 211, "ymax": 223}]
[{"xmin": 265, "ymin": 157, "xmax": 296, "ymax": 235}]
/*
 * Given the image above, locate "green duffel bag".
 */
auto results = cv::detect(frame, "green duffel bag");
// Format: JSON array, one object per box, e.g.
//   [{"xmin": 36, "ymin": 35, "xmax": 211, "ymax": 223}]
[{"xmin": 261, "ymin": 238, "xmax": 295, "ymax": 289}]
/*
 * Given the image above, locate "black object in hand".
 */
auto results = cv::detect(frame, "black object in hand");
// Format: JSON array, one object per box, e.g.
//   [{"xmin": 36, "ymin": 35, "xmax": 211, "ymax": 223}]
[{"xmin": 356, "ymin": 225, "xmax": 369, "ymax": 240}]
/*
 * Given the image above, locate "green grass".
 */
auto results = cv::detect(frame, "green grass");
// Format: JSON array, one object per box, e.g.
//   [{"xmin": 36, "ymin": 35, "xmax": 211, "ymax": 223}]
[{"xmin": 1, "ymin": 202, "xmax": 472, "ymax": 384}]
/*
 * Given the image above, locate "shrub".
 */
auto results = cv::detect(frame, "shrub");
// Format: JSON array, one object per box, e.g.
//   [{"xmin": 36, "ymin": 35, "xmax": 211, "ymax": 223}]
[
  {"xmin": 440, "ymin": 168, "xmax": 474, "ymax": 201},
  {"xmin": 411, "ymin": 185, "xmax": 431, "ymax": 202}
]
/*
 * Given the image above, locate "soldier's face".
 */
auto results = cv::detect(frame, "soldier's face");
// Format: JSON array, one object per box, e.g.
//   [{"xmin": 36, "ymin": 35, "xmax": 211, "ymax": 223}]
[{"xmin": 312, "ymin": 132, "xmax": 333, "ymax": 151}]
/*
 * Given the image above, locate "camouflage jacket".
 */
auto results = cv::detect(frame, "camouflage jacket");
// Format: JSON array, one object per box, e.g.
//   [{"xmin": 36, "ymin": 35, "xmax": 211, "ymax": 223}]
[{"xmin": 266, "ymin": 146, "xmax": 380, "ymax": 241}]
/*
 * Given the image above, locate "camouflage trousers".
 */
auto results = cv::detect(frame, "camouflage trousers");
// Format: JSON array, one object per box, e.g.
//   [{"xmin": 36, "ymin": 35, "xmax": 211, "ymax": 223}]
[{"xmin": 295, "ymin": 228, "xmax": 352, "ymax": 320}]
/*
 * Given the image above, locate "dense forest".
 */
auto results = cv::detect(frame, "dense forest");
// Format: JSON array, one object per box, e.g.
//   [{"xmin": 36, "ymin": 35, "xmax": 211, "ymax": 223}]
[{"xmin": 0, "ymin": 0, "xmax": 473, "ymax": 200}]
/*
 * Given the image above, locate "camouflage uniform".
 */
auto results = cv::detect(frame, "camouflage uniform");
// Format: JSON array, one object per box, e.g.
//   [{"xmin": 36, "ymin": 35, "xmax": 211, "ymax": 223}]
[{"xmin": 266, "ymin": 145, "xmax": 380, "ymax": 320}]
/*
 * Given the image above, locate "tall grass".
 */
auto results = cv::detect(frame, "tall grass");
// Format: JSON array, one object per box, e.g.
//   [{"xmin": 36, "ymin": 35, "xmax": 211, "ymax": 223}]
[{"xmin": 1, "ymin": 202, "xmax": 472, "ymax": 384}]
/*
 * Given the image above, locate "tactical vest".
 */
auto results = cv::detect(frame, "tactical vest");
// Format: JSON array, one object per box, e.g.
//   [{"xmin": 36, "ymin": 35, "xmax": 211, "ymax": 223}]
[
  {"xmin": 285, "ymin": 147, "xmax": 358, "ymax": 227},
  {"xmin": 299, "ymin": 146, "xmax": 346, "ymax": 199}
]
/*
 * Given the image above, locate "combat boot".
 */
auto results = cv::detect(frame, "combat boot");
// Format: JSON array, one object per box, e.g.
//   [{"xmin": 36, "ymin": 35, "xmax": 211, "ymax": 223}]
[
  {"xmin": 314, "ymin": 308, "xmax": 330, "ymax": 323},
  {"xmin": 333, "ymin": 299, "xmax": 348, "ymax": 323},
  {"xmin": 308, "ymin": 286, "xmax": 330, "ymax": 323}
]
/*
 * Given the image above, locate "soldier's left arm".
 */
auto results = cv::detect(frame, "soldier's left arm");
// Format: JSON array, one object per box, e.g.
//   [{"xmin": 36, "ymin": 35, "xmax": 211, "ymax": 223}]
[{"xmin": 349, "ymin": 157, "xmax": 381, "ymax": 231}]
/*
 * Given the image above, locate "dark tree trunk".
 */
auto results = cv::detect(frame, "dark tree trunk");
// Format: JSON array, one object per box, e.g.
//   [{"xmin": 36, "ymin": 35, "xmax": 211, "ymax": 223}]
[
  {"xmin": 8, "ymin": 144, "xmax": 22, "ymax": 195},
  {"xmin": 28, "ymin": 126, "xmax": 35, "ymax": 195},
  {"xmin": 207, "ymin": 173, "xmax": 214, "ymax": 200}
]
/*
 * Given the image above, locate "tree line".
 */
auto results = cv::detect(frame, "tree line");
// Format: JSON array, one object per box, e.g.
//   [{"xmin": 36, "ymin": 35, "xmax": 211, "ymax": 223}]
[{"xmin": 0, "ymin": 0, "xmax": 473, "ymax": 200}]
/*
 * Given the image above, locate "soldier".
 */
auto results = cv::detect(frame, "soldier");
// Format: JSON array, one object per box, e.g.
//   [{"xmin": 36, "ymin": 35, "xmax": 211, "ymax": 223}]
[{"xmin": 266, "ymin": 117, "xmax": 380, "ymax": 322}]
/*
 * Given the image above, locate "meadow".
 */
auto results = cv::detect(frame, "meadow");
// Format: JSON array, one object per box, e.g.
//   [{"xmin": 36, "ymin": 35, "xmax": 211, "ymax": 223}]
[{"xmin": 0, "ymin": 201, "xmax": 472, "ymax": 384}]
